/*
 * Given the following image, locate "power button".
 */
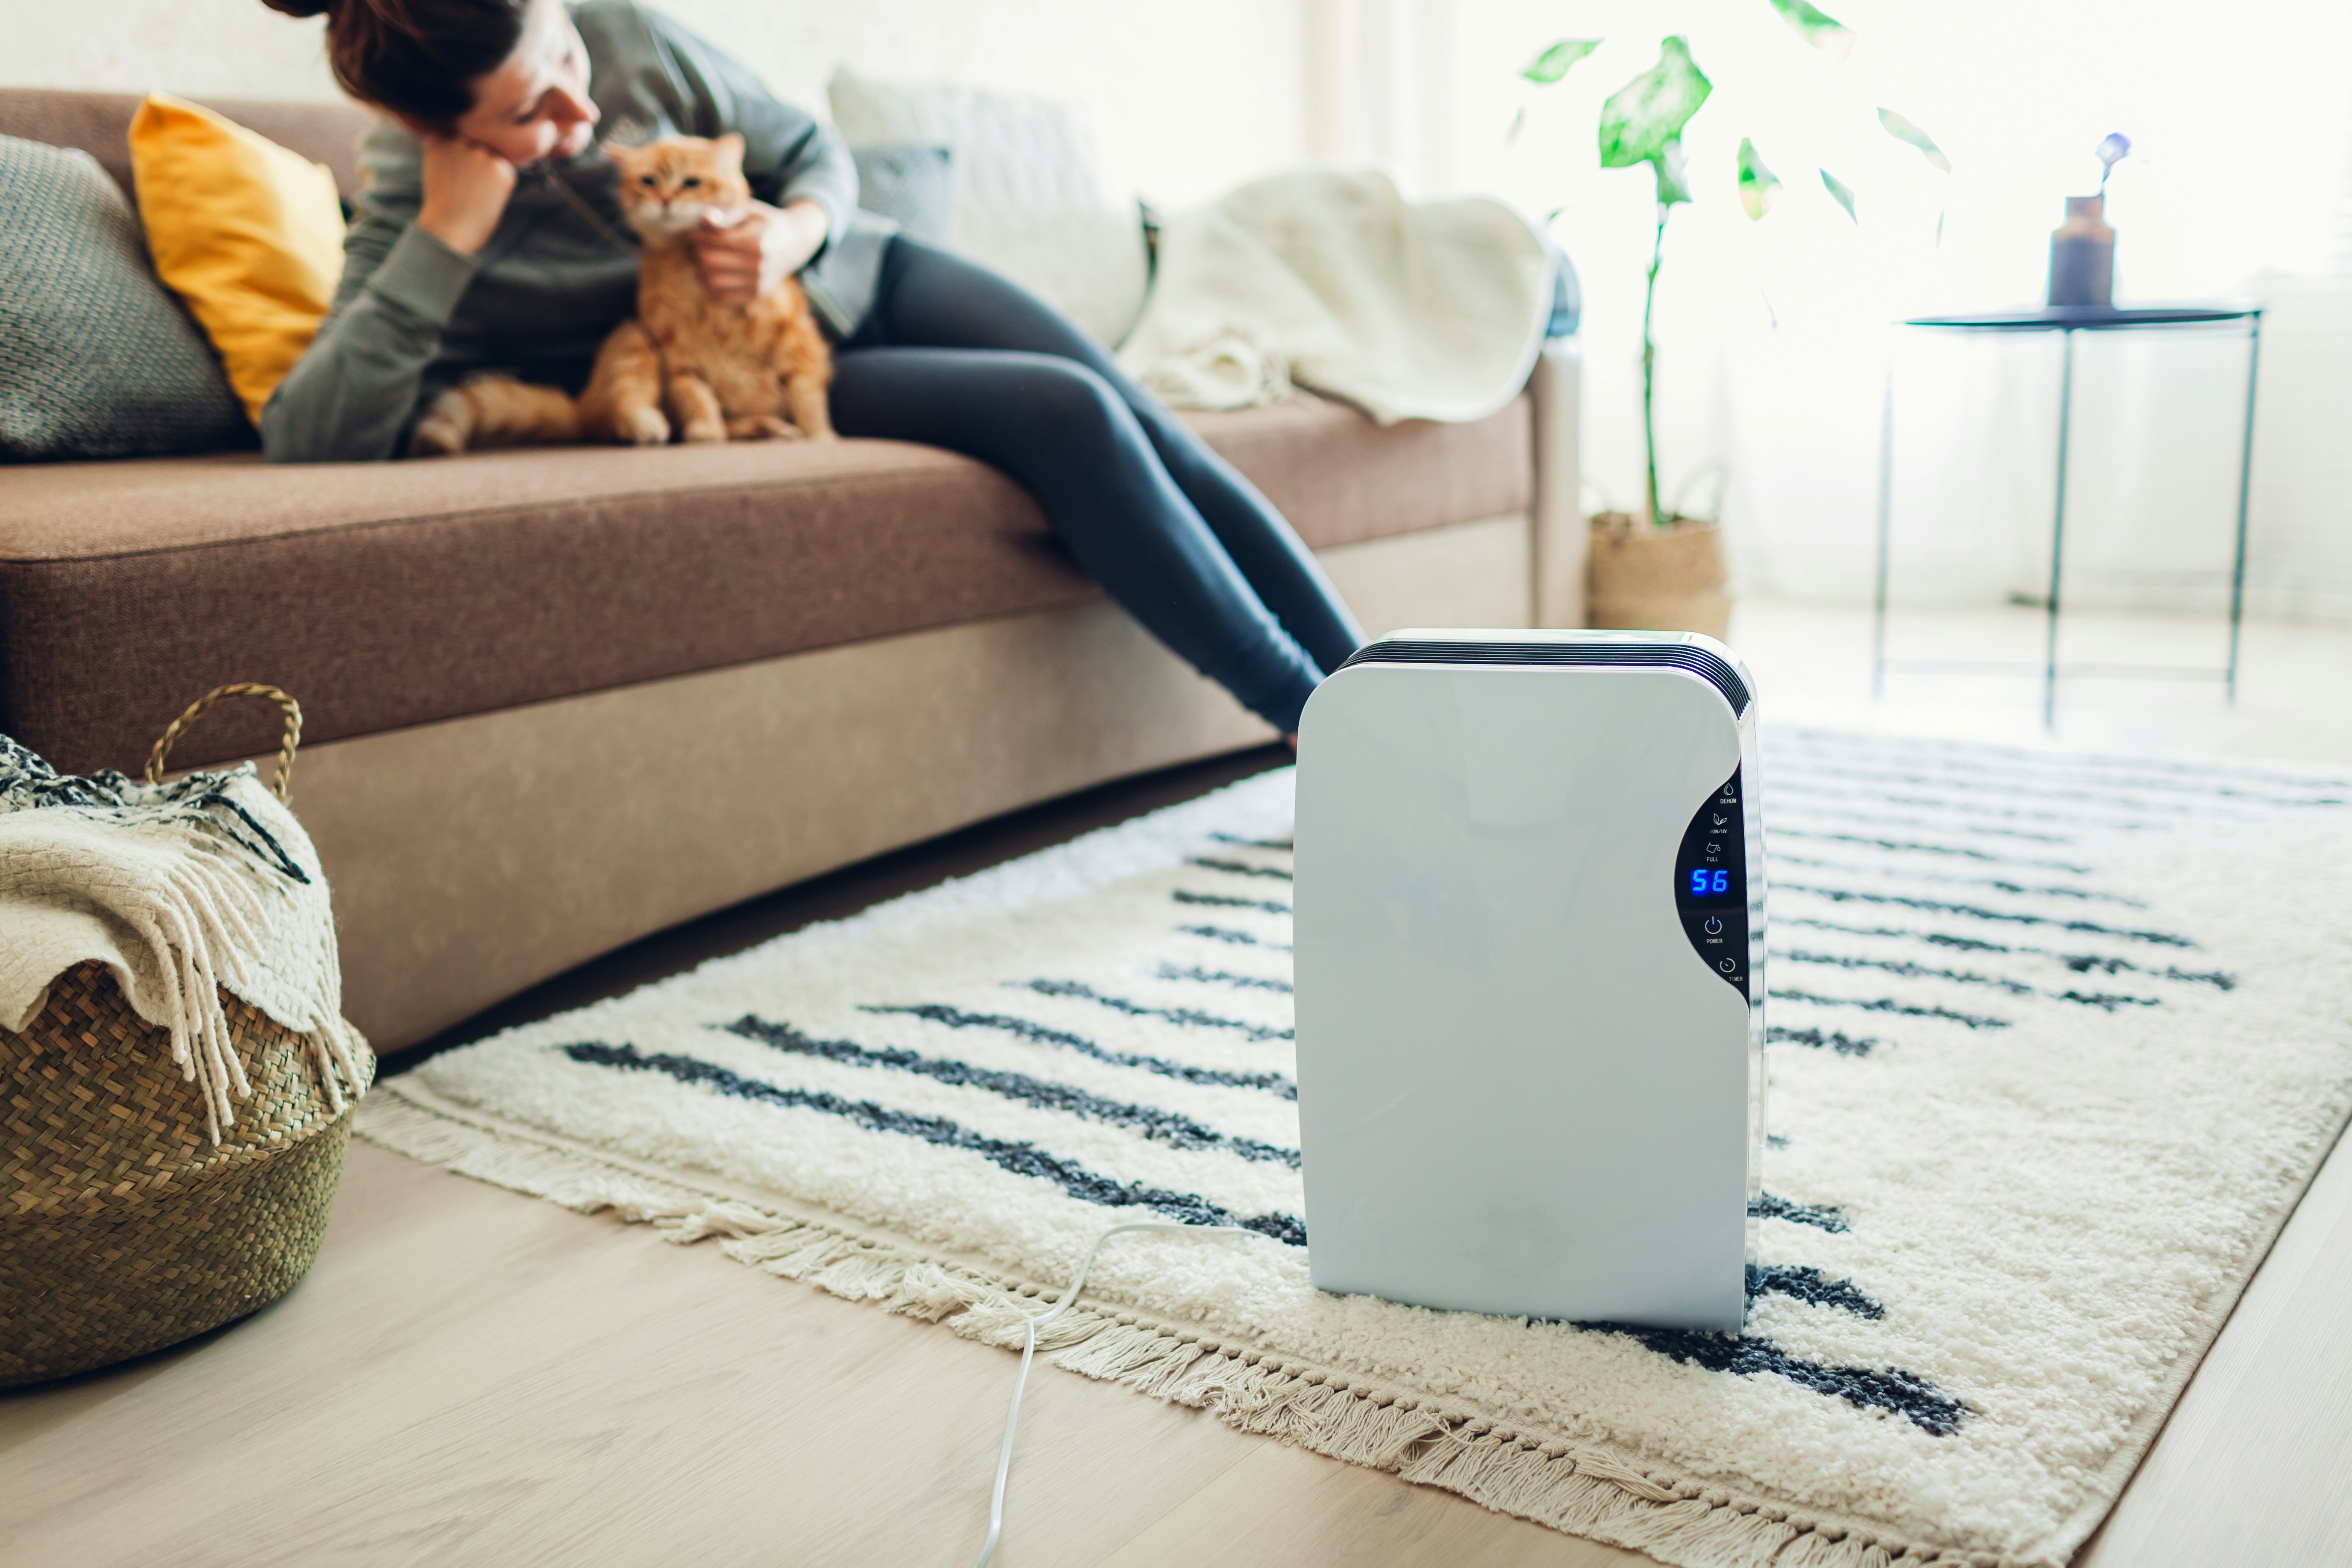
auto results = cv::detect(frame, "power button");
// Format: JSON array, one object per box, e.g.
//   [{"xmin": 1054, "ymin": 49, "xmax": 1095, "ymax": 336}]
[{"xmin": 1703, "ymin": 916, "xmax": 1724, "ymax": 936}]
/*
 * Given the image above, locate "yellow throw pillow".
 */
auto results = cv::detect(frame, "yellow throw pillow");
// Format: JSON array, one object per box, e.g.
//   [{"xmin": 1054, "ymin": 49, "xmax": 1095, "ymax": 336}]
[{"xmin": 128, "ymin": 92, "xmax": 345, "ymax": 424}]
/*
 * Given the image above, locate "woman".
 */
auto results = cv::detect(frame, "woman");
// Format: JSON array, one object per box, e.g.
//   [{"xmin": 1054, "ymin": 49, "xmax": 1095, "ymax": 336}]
[{"xmin": 261, "ymin": 0, "xmax": 1358, "ymax": 738}]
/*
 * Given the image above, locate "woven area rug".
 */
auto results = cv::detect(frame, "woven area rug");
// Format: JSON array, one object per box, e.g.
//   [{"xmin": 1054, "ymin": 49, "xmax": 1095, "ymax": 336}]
[{"xmin": 359, "ymin": 728, "xmax": 2352, "ymax": 1568}]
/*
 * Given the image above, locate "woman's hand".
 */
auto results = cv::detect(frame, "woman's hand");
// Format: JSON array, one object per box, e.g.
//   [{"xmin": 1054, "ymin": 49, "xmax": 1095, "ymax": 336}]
[
  {"xmin": 416, "ymin": 135, "xmax": 517, "ymax": 256},
  {"xmin": 691, "ymin": 200, "xmax": 829, "ymax": 306}
]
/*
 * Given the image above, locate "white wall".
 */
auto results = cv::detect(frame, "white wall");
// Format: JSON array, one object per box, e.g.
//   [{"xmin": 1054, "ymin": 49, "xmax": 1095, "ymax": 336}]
[{"xmin": 3, "ymin": 0, "xmax": 1310, "ymax": 209}]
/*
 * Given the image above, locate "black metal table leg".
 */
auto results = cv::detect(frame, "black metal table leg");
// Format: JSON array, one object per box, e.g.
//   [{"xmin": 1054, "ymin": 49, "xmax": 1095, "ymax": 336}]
[
  {"xmin": 2045, "ymin": 328, "xmax": 2076, "ymax": 730},
  {"xmin": 2227, "ymin": 314, "xmax": 2263, "ymax": 702}
]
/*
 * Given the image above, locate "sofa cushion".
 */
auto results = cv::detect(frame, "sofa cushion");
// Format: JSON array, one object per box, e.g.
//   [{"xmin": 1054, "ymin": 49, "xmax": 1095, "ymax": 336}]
[
  {"xmin": 0, "ymin": 395, "xmax": 1532, "ymax": 776},
  {"xmin": 849, "ymin": 143, "xmax": 956, "ymax": 247},
  {"xmin": 128, "ymin": 94, "xmax": 348, "ymax": 423},
  {"xmin": 0, "ymin": 136, "xmax": 252, "ymax": 462}
]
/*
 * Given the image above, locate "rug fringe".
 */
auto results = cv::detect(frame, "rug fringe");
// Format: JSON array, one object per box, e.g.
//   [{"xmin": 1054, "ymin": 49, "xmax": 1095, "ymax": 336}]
[{"xmin": 356, "ymin": 1090, "xmax": 1983, "ymax": 1568}]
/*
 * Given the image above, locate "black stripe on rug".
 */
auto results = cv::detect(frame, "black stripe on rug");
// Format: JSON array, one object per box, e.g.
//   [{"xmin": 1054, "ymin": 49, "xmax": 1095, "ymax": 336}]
[
  {"xmin": 2051, "ymin": 990, "xmax": 2162, "ymax": 1013},
  {"xmin": 1178, "ymin": 924, "xmax": 1293, "ymax": 952},
  {"xmin": 1156, "ymin": 963, "xmax": 1294, "ymax": 995},
  {"xmin": 1776, "ymin": 950, "xmax": 2037, "ymax": 997},
  {"xmin": 717, "ymin": 1015, "xmax": 1301, "ymax": 1166},
  {"xmin": 1173, "ymin": 889, "xmax": 1293, "ymax": 916},
  {"xmin": 1772, "ymin": 989, "xmax": 2011, "ymax": 1030},
  {"xmin": 1767, "ymin": 1025, "xmax": 1880, "ymax": 1057},
  {"xmin": 1774, "ymin": 883, "xmax": 2196, "ymax": 946},
  {"xmin": 1567, "ymin": 1323, "xmax": 1966, "ymax": 1434},
  {"xmin": 1776, "ymin": 918, "xmax": 2237, "ymax": 989},
  {"xmin": 1751, "ymin": 1192, "xmax": 1850, "ymax": 1232},
  {"xmin": 1770, "ymin": 779, "xmax": 2171, "ymax": 832},
  {"xmin": 1770, "ymin": 810, "xmax": 2076, "ymax": 845},
  {"xmin": 1768, "ymin": 827, "xmax": 2092, "ymax": 873},
  {"xmin": 558, "ymin": 1041, "xmax": 1309, "ymax": 1244},
  {"xmin": 861, "ymin": 1003, "xmax": 1297, "ymax": 1099},
  {"xmin": 1188, "ymin": 856, "xmax": 1294, "ymax": 881},
  {"xmin": 1769, "ymin": 855, "xmax": 2146, "ymax": 906},
  {"xmin": 1747, "ymin": 1263, "xmax": 1885, "ymax": 1319},
  {"xmin": 1022, "ymin": 979, "xmax": 1294, "ymax": 1042},
  {"xmin": 1779, "ymin": 951, "xmax": 2159, "ymax": 1009},
  {"xmin": 1210, "ymin": 833, "xmax": 1294, "ymax": 850}
]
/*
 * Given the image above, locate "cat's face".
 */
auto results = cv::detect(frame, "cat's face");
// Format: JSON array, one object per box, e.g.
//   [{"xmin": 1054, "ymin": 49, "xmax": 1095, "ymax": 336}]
[{"xmin": 609, "ymin": 134, "xmax": 753, "ymax": 238}]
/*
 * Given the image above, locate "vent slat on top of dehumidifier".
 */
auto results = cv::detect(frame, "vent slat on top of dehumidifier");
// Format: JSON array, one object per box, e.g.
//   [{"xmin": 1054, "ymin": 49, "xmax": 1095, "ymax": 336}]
[{"xmin": 1335, "ymin": 638, "xmax": 1751, "ymax": 717}]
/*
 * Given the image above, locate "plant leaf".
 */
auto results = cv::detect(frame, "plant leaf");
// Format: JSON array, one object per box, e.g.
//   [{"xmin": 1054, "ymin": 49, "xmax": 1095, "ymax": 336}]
[
  {"xmin": 1820, "ymin": 168, "xmax": 1858, "ymax": 222},
  {"xmin": 1878, "ymin": 108, "xmax": 1951, "ymax": 173},
  {"xmin": 1523, "ymin": 38, "xmax": 1602, "ymax": 85},
  {"xmin": 1737, "ymin": 137, "xmax": 1780, "ymax": 220},
  {"xmin": 1768, "ymin": 0, "xmax": 1855, "ymax": 56},
  {"xmin": 1600, "ymin": 35, "xmax": 1713, "ymax": 190},
  {"xmin": 1654, "ymin": 140, "xmax": 1692, "ymax": 206}
]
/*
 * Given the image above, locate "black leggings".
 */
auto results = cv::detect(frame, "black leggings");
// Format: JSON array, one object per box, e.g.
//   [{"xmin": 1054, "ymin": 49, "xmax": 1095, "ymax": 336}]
[{"xmin": 829, "ymin": 238, "xmax": 1361, "ymax": 733}]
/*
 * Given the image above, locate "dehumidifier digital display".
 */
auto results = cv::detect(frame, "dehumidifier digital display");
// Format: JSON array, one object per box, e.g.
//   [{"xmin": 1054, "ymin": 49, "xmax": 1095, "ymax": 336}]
[
  {"xmin": 1674, "ymin": 766, "xmax": 1750, "ymax": 996},
  {"xmin": 1686, "ymin": 867, "xmax": 1733, "ymax": 899}
]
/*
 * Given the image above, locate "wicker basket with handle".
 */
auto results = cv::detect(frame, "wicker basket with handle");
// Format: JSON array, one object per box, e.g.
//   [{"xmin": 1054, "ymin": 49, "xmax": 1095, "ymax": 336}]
[{"xmin": 0, "ymin": 685, "xmax": 373, "ymax": 1387}]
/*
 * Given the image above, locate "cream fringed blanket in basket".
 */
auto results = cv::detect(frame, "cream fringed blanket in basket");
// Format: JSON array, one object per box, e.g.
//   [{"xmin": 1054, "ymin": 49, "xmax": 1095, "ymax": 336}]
[
  {"xmin": 1, "ymin": 686, "xmax": 373, "ymax": 1387},
  {"xmin": 0, "ymin": 718, "xmax": 365, "ymax": 1139}
]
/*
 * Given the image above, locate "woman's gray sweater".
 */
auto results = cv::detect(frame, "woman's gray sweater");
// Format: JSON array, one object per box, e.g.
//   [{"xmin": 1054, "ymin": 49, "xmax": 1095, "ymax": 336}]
[{"xmin": 261, "ymin": 0, "xmax": 891, "ymax": 463}]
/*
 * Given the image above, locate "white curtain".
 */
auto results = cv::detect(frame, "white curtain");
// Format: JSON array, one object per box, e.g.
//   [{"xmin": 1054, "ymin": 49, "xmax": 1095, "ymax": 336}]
[{"xmin": 1315, "ymin": 0, "xmax": 2352, "ymax": 622}]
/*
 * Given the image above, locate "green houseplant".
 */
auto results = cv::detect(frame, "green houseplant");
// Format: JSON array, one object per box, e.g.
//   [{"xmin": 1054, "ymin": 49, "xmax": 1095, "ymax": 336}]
[{"xmin": 1523, "ymin": 1, "xmax": 1948, "ymax": 637}]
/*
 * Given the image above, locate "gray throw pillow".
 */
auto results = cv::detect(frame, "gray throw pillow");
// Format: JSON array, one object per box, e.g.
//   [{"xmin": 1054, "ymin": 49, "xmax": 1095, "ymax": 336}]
[
  {"xmin": 0, "ymin": 135, "xmax": 250, "ymax": 462},
  {"xmin": 851, "ymin": 142, "xmax": 956, "ymax": 249}
]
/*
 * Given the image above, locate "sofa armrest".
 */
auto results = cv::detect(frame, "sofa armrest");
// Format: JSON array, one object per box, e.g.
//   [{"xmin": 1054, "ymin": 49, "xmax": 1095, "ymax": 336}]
[{"xmin": 1528, "ymin": 339, "xmax": 1585, "ymax": 628}]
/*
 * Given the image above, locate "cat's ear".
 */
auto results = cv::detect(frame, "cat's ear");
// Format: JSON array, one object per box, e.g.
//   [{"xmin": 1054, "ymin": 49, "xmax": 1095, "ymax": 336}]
[{"xmin": 714, "ymin": 132, "xmax": 746, "ymax": 169}]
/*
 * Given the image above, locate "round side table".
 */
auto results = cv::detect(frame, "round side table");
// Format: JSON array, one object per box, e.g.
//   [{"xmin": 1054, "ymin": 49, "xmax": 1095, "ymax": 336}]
[{"xmin": 1872, "ymin": 304, "xmax": 2262, "ymax": 727}]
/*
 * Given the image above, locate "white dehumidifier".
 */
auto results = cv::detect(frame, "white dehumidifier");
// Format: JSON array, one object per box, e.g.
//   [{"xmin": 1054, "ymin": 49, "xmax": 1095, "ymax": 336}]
[{"xmin": 1293, "ymin": 629, "xmax": 1764, "ymax": 1330}]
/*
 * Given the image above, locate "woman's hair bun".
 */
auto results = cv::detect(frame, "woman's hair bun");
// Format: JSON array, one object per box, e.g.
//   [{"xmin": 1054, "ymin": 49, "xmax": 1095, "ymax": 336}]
[{"xmin": 265, "ymin": 0, "xmax": 525, "ymax": 126}]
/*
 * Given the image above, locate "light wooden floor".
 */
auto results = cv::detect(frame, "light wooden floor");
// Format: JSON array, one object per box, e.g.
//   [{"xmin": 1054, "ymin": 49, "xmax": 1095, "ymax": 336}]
[{"xmin": 5, "ymin": 601, "xmax": 2349, "ymax": 1567}]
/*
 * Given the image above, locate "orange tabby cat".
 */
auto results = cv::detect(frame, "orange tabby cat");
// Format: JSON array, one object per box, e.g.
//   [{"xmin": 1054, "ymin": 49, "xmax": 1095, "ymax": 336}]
[{"xmin": 579, "ymin": 133, "xmax": 835, "ymax": 446}]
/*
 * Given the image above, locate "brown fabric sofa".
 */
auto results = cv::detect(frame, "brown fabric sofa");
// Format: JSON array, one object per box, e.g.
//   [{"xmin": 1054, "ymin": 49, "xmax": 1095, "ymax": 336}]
[{"xmin": 0, "ymin": 88, "xmax": 1587, "ymax": 1053}]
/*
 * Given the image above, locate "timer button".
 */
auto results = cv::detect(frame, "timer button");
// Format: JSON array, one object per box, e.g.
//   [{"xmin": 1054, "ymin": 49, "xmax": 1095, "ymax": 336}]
[
  {"xmin": 1703, "ymin": 916, "xmax": 1724, "ymax": 936},
  {"xmin": 1718, "ymin": 957, "xmax": 1738, "ymax": 973}
]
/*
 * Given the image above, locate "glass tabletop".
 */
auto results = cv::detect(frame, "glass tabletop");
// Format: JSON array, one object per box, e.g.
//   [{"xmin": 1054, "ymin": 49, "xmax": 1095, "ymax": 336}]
[{"xmin": 1902, "ymin": 304, "xmax": 2261, "ymax": 330}]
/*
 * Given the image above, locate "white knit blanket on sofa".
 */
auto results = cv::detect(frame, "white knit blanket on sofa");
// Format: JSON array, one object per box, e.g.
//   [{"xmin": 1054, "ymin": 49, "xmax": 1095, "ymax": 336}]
[{"xmin": 1116, "ymin": 168, "xmax": 1555, "ymax": 426}]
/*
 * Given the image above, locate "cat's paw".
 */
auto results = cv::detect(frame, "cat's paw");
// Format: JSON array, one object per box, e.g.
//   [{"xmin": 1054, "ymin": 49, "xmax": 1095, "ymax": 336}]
[
  {"xmin": 726, "ymin": 415, "xmax": 794, "ymax": 441},
  {"xmin": 620, "ymin": 406, "xmax": 670, "ymax": 446},
  {"xmin": 680, "ymin": 419, "xmax": 728, "ymax": 444}
]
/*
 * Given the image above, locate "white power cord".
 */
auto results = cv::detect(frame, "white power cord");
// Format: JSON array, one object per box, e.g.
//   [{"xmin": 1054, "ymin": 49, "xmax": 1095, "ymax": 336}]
[{"xmin": 968, "ymin": 1221, "xmax": 1249, "ymax": 1568}]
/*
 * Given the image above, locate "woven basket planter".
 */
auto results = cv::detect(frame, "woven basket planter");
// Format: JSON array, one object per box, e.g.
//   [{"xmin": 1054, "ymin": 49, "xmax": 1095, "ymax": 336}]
[
  {"xmin": 0, "ymin": 685, "xmax": 372, "ymax": 1387},
  {"xmin": 1587, "ymin": 512, "xmax": 1732, "ymax": 642}
]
